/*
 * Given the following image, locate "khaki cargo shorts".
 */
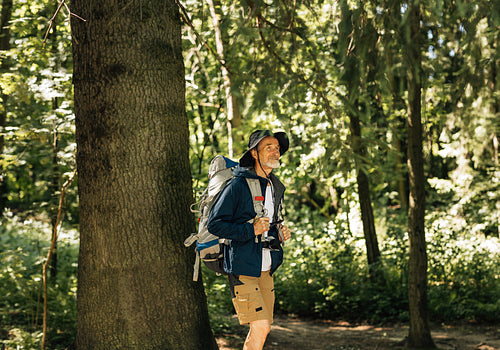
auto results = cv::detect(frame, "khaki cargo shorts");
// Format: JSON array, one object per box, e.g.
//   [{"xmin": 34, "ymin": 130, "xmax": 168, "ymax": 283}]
[{"xmin": 228, "ymin": 271, "xmax": 275, "ymax": 325}]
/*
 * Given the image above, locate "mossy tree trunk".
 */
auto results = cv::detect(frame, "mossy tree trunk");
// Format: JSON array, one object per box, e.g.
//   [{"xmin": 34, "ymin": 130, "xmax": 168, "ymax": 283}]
[{"xmin": 71, "ymin": 1, "xmax": 217, "ymax": 349}]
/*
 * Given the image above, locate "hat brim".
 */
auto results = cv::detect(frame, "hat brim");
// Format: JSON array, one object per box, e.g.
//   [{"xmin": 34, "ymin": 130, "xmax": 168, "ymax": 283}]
[{"xmin": 239, "ymin": 131, "xmax": 289, "ymax": 167}]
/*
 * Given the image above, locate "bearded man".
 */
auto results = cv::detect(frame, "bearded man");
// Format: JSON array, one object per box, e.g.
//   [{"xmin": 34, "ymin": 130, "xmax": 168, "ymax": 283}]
[{"xmin": 207, "ymin": 130, "xmax": 292, "ymax": 350}]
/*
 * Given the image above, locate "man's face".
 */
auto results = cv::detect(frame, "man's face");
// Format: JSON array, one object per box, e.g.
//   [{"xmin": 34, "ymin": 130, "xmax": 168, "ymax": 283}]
[{"xmin": 252, "ymin": 136, "xmax": 281, "ymax": 169}]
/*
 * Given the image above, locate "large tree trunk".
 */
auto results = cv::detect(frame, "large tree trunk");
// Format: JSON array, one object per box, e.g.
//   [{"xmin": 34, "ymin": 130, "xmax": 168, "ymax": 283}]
[
  {"xmin": 71, "ymin": 1, "xmax": 217, "ymax": 349},
  {"xmin": 405, "ymin": 0, "xmax": 435, "ymax": 348}
]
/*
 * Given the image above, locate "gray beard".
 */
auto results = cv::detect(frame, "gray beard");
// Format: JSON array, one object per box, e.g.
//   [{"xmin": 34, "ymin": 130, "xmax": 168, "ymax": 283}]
[{"xmin": 262, "ymin": 160, "xmax": 280, "ymax": 169}]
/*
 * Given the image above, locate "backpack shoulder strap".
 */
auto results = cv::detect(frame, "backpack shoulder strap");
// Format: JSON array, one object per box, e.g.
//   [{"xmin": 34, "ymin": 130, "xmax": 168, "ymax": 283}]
[
  {"xmin": 246, "ymin": 178, "xmax": 265, "ymax": 244},
  {"xmin": 245, "ymin": 178, "xmax": 264, "ymax": 219}
]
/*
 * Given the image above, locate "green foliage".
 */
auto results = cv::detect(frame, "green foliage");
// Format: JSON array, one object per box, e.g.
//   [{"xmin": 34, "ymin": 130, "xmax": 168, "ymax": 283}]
[
  {"xmin": 426, "ymin": 212, "xmax": 500, "ymax": 322},
  {"xmin": 0, "ymin": 215, "xmax": 77, "ymax": 349},
  {"xmin": 201, "ymin": 266, "xmax": 240, "ymax": 335},
  {"xmin": 1, "ymin": 0, "xmax": 499, "ymax": 345},
  {"xmin": 206, "ymin": 203, "xmax": 500, "ymax": 324},
  {"xmin": 272, "ymin": 206, "xmax": 409, "ymax": 323},
  {"xmin": 1, "ymin": 0, "xmax": 77, "ymax": 221},
  {"xmin": 186, "ymin": 0, "xmax": 500, "ymax": 326},
  {"xmin": 202, "ymin": 202, "xmax": 500, "ymax": 325}
]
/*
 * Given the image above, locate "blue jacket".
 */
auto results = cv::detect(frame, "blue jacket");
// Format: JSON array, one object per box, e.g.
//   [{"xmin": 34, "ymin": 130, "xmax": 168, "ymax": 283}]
[{"xmin": 207, "ymin": 166, "xmax": 285, "ymax": 277}]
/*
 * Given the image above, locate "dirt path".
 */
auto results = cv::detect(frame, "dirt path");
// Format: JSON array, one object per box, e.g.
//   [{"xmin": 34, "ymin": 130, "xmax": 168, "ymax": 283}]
[{"xmin": 217, "ymin": 316, "xmax": 500, "ymax": 350}]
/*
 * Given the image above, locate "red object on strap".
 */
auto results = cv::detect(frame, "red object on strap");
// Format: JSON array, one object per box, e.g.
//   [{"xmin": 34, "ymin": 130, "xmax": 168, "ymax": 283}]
[{"xmin": 255, "ymin": 196, "xmax": 264, "ymax": 201}]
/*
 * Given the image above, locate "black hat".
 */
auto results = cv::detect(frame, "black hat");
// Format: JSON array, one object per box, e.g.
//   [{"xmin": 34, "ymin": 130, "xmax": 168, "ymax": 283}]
[{"xmin": 239, "ymin": 130, "xmax": 289, "ymax": 167}]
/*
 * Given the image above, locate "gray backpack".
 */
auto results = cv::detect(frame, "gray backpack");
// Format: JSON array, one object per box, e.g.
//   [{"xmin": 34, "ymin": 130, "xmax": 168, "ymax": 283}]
[{"xmin": 184, "ymin": 155, "xmax": 263, "ymax": 281}]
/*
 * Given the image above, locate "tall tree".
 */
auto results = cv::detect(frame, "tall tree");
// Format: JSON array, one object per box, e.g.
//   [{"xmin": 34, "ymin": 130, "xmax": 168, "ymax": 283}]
[
  {"xmin": 70, "ymin": 1, "xmax": 217, "ymax": 348},
  {"xmin": 207, "ymin": 0, "xmax": 242, "ymax": 158},
  {"xmin": 490, "ymin": 36, "xmax": 500, "ymax": 237},
  {"xmin": 382, "ymin": 0, "xmax": 409, "ymax": 210},
  {"xmin": 405, "ymin": 0, "xmax": 435, "ymax": 347},
  {"xmin": 339, "ymin": 1, "xmax": 381, "ymax": 268},
  {"xmin": 48, "ymin": 6, "xmax": 61, "ymax": 279},
  {"xmin": 0, "ymin": 0, "xmax": 13, "ymax": 213}
]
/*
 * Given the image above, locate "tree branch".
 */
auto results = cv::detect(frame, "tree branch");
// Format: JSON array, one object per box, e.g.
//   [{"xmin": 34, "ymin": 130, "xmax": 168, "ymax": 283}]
[
  {"xmin": 41, "ymin": 171, "xmax": 76, "ymax": 349},
  {"xmin": 43, "ymin": 0, "xmax": 86, "ymax": 48},
  {"xmin": 255, "ymin": 13, "xmax": 336, "ymax": 119},
  {"xmin": 174, "ymin": 0, "xmax": 232, "ymax": 74}
]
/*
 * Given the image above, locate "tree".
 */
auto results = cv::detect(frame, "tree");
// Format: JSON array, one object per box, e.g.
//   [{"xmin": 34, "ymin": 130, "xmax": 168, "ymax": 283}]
[
  {"xmin": 70, "ymin": 1, "xmax": 217, "ymax": 348},
  {"xmin": 338, "ymin": 1, "xmax": 382, "ymax": 268},
  {"xmin": 405, "ymin": 0, "xmax": 435, "ymax": 347},
  {"xmin": 0, "ymin": 0, "xmax": 13, "ymax": 213},
  {"xmin": 206, "ymin": 0, "xmax": 242, "ymax": 159}
]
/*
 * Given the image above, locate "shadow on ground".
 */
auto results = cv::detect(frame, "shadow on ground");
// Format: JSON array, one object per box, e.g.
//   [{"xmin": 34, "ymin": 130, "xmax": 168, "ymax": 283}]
[{"xmin": 217, "ymin": 315, "xmax": 500, "ymax": 350}]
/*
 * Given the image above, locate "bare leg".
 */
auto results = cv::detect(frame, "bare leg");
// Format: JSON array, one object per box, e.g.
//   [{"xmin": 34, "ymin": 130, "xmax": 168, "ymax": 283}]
[{"xmin": 243, "ymin": 319, "xmax": 271, "ymax": 350}]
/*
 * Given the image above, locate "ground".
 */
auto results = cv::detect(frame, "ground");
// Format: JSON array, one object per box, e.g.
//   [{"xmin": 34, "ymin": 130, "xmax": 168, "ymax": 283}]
[{"xmin": 216, "ymin": 315, "xmax": 500, "ymax": 350}]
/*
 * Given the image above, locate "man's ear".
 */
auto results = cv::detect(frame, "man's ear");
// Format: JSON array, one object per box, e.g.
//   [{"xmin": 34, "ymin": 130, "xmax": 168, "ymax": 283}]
[{"xmin": 251, "ymin": 148, "xmax": 258, "ymax": 159}]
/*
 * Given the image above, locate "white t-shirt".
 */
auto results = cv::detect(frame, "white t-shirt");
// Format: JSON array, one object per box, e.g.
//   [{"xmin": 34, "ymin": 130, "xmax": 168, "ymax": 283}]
[{"xmin": 262, "ymin": 183, "xmax": 274, "ymax": 271}]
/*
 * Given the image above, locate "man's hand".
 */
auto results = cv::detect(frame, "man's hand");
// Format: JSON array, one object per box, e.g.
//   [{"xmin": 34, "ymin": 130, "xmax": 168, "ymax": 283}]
[
  {"xmin": 280, "ymin": 225, "xmax": 291, "ymax": 241},
  {"xmin": 253, "ymin": 216, "xmax": 270, "ymax": 236}
]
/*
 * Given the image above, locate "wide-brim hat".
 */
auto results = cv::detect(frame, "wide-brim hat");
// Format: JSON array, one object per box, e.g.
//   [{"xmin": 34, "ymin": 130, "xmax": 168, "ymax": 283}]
[{"xmin": 239, "ymin": 130, "xmax": 289, "ymax": 167}]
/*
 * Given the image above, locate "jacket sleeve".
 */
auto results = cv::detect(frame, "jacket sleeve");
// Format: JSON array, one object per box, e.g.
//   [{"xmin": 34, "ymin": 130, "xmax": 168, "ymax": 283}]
[{"xmin": 207, "ymin": 179, "xmax": 256, "ymax": 242}]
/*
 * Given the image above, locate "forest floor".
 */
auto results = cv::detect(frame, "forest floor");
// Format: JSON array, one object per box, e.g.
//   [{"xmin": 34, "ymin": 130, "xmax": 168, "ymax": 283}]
[{"xmin": 216, "ymin": 315, "xmax": 500, "ymax": 350}]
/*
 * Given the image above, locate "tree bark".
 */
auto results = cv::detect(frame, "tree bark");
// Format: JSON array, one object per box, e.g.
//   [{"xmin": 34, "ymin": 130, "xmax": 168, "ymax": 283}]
[
  {"xmin": 349, "ymin": 115, "xmax": 381, "ymax": 267},
  {"xmin": 387, "ymin": 48, "xmax": 408, "ymax": 210},
  {"xmin": 405, "ymin": 0, "xmax": 436, "ymax": 348},
  {"xmin": 0, "ymin": 0, "xmax": 13, "ymax": 213},
  {"xmin": 49, "ymin": 130, "xmax": 59, "ymax": 278},
  {"xmin": 49, "ymin": 14, "xmax": 60, "ymax": 279},
  {"xmin": 489, "ymin": 35, "xmax": 499, "ymax": 237},
  {"xmin": 71, "ymin": 1, "xmax": 217, "ymax": 349},
  {"xmin": 340, "ymin": 2, "xmax": 381, "ymax": 270}
]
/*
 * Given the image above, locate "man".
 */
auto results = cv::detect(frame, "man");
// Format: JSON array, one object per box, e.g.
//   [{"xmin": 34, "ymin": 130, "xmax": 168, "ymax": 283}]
[{"xmin": 207, "ymin": 130, "xmax": 291, "ymax": 350}]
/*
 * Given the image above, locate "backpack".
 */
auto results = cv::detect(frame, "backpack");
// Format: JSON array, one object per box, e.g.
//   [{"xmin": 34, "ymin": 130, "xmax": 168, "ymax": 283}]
[{"xmin": 184, "ymin": 155, "xmax": 264, "ymax": 281}]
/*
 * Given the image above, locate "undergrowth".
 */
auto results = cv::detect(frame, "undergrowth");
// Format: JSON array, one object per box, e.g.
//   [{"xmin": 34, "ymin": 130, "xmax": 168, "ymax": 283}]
[{"xmin": 1, "ymin": 208, "xmax": 499, "ymax": 348}]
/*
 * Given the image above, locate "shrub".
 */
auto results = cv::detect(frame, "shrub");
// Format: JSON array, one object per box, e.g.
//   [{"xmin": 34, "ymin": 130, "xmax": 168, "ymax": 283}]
[{"xmin": 0, "ymin": 214, "xmax": 77, "ymax": 349}]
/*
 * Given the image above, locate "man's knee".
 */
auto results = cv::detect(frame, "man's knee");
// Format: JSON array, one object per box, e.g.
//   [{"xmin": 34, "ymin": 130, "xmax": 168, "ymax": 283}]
[{"xmin": 250, "ymin": 319, "xmax": 271, "ymax": 336}]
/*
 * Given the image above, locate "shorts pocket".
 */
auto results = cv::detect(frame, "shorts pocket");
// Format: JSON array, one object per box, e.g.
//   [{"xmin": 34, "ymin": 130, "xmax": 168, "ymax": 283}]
[
  {"xmin": 233, "ymin": 283, "xmax": 256, "ymax": 313},
  {"xmin": 232, "ymin": 281, "xmax": 266, "ymax": 323},
  {"xmin": 233, "ymin": 293, "xmax": 251, "ymax": 315}
]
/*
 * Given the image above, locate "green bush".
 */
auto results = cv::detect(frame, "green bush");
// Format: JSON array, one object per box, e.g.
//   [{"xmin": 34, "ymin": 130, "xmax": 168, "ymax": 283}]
[
  {"xmin": 0, "ymin": 214, "xmax": 77, "ymax": 349},
  {"xmin": 426, "ymin": 214, "xmax": 500, "ymax": 322},
  {"xmin": 201, "ymin": 265, "xmax": 241, "ymax": 334},
  {"xmin": 273, "ymin": 213, "xmax": 409, "ymax": 322},
  {"xmin": 204, "ymin": 205, "xmax": 500, "ymax": 325},
  {"xmin": 2, "ymin": 201, "xmax": 500, "ymax": 348}
]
